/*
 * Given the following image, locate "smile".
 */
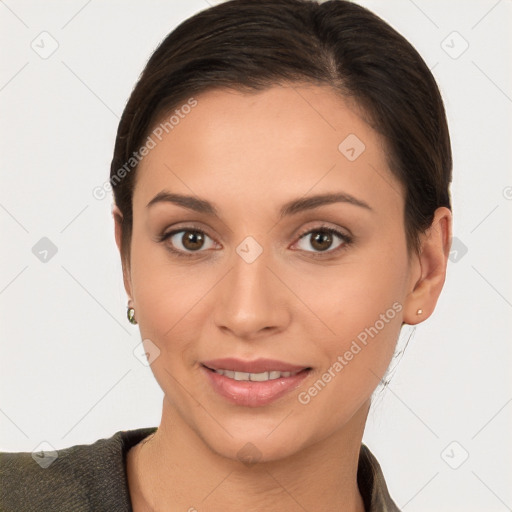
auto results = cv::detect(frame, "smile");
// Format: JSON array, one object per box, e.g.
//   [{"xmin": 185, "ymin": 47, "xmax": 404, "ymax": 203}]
[
  {"xmin": 201, "ymin": 362, "xmax": 312, "ymax": 407},
  {"xmin": 209, "ymin": 368, "xmax": 303, "ymax": 381}
]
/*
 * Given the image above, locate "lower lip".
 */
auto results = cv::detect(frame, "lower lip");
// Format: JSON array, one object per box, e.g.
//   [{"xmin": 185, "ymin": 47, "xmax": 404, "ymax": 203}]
[{"xmin": 201, "ymin": 365, "xmax": 311, "ymax": 407}]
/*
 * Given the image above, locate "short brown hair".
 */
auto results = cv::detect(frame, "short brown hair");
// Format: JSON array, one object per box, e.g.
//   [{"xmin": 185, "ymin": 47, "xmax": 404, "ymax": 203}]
[{"xmin": 110, "ymin": 0, "xmax": 452, "ymax": 265}]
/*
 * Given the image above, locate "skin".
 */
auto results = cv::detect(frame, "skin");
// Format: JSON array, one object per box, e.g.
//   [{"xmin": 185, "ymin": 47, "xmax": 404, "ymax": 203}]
[{"xmin": 113, "ymin": 84, "xmax": 452, "ymax": 511}]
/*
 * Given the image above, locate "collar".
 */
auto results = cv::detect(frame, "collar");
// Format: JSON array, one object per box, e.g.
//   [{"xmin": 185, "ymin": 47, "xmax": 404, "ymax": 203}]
[
  {"xmin": 0, "ymin": 426, "xmax": 401, "ymax": 511},
  {"xmin": 118, "ymin": 427, "xmax": 400, "ymax": 511}
]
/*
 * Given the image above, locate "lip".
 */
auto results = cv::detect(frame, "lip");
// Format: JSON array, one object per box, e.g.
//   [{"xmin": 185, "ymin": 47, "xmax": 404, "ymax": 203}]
[
  {"xmin": 201, "ymin": 357, "xmax": 309, "ymax": 374},
  {"xmin": 200, "ymin": 362, "xmax": 312, "ymax": 408}
]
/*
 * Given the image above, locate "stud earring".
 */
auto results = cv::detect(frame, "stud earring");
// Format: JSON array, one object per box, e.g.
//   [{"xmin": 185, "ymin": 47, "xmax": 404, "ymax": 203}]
[
  {"xmin": 127, "ymin": 304, "xmax": 137, "ymax": 325},
  {"xmin": 416, "ymin": 309, "xmax": 423, "ymax": 315}
]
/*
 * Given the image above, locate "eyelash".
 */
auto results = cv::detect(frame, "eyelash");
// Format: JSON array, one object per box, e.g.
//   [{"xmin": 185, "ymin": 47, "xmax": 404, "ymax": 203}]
[{"xmin": 157, "ymin": 224, "xmax": 353, "ymax": 259}]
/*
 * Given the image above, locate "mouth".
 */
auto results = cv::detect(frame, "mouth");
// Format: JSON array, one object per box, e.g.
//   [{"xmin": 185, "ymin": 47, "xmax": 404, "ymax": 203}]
[
  {"xmin": 201, "ymin": 357, "xmax": 311, "ymax": 375},
  {"xmin": 200, "ymin": 358, "xmax": 312, "ymax": 407},
  {"xmin": 202, "ymin": 365, "xmax": 309, "ymax": 381}
]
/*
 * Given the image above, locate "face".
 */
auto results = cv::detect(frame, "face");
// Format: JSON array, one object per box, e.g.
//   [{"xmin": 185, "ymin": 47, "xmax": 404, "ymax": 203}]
[{"xmin": 117, "ymin": 84, "xmax": 427, "ymax": 462}]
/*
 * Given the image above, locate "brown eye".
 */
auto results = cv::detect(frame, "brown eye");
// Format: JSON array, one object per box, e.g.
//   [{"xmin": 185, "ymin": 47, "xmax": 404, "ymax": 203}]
[
  {"xmin": 310, "ymin": 231, "xmax": 334, "ymax": 252},
  {"xmin": 180, "ymin": 230, "xmax": 205, "ymax": 251},
  {"xmin": 159, "ymin": 228, "xmax": 217, "ymax": 257},
  {"xmin": 294, "ymin": 227, "xmax": 352, "ymax": 256}
]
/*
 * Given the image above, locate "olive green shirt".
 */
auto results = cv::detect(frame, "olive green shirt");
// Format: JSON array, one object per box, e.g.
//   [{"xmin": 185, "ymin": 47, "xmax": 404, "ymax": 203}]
[{"xmin": 0, "ymin": 427, "xmax": 401, "ymax": 511}]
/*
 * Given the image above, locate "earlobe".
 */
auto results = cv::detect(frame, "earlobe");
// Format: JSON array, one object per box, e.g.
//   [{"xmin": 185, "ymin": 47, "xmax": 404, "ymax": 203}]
[{"xmin": 402, "ymin": 207, "xmax": 452, "ymax": 325}]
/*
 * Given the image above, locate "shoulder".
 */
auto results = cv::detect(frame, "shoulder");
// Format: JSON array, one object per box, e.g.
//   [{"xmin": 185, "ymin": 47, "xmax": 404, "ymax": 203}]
[
  {"xmin": 358, "ymin": 443, "xmax": 402, "ymax": 512},
  {"xmin": 0, "ymin": 426, "xmax": 157, "ymax": 512}
]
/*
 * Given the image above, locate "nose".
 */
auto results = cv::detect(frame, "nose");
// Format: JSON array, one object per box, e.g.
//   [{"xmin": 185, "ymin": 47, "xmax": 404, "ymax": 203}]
[{"xmin": 213, "ymin": 245, "xmax": 290, "ymax": 340}]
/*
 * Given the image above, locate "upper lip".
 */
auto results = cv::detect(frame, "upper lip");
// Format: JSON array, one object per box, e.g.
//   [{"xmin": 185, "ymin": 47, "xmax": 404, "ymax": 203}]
[{"xmin": 202, "ymin": 358, "xmax": 310, "ymax": 374}]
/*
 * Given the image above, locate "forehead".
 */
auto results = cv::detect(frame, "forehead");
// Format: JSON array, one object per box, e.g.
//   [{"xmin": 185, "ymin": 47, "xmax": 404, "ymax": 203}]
[{"xmin": 133, "ymin": 84, "xmax": 403, "ymax": 221}]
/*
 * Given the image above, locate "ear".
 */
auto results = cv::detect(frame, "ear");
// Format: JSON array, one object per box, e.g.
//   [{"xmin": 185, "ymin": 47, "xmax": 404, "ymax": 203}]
[
  {"xmin": 112, "ymin": 204, "xmax": 133, "ymax": 300},
  {"xmin": 402, "ymin": 207, "xmax": 452, "ymax": 325}
]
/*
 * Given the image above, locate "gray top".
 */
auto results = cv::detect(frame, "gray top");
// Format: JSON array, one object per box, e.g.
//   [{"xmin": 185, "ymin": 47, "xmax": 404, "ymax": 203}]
[{"xmin": 0, "ymin": 427, "xmax": 401, "ymax": 511}]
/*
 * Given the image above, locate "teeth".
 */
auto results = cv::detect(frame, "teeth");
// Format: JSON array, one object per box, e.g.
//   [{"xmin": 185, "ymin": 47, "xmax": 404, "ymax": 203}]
[
  {"xmin": 213, "ymin": 368, "xmax": 300, "ymax": 381},
  {"xmin": 250, "ymin": 371, "xmax": 270, "ymax": 382}
]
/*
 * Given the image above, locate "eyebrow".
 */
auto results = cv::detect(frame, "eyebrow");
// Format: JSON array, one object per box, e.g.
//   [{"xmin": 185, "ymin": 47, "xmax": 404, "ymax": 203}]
[{"xmin": 146, "ymin": 190, "xmax": 373, "ymax": 218}]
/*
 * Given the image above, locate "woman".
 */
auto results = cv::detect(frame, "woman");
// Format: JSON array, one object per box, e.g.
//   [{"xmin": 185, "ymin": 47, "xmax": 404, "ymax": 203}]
[{"xmin": 0, "ymin": 0, "xmax": 452, "ymax": 510}]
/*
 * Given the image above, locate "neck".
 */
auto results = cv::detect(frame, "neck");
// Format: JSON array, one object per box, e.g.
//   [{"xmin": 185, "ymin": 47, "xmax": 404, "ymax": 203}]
[{"xmin": 128, "ymin": 399, "xmax": 369, "ymax": 512}]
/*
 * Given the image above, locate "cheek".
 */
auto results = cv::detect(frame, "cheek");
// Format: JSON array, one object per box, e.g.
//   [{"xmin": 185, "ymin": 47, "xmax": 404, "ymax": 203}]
[
  {"xmin": 296, "ymin": 271, "xmax": 405, "ymax": 425},
  {"xmin": 302, "ymin": 244, "xmax": 407, "ymax": 343},
  {"xmin": 129, "ymin": 233, "xmax": 202, "ymax": 351},
  {"xmin": 294, "ymin": 243, "xmax": 408, "ymax": 405}
]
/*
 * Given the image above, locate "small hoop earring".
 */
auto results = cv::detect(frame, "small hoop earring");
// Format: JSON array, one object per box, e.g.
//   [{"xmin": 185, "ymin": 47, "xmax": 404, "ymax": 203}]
[
  {"xmin": 127, "ymin": 306, "xmax": 138, "ymax": 325},
  {"xmin": 416, "ymin": 309, "xmax": 423, "ymax": 315}
]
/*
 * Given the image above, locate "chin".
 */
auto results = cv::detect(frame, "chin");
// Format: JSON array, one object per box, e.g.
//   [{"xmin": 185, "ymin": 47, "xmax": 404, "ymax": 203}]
[
  {"xmin": 212, "ymin": 434, "xmax": 306, "ymax": 465},
  {"xmin": 193, "ymin": 412, "xmax": 327, "ymax": 466}
]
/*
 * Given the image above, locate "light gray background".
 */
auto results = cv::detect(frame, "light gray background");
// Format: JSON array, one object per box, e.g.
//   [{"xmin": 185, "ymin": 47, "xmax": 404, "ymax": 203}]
[{"xmin": 1, "ymin": 1, "xmax": 511, "ymax": 511}]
